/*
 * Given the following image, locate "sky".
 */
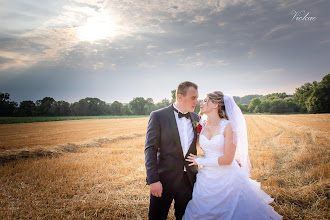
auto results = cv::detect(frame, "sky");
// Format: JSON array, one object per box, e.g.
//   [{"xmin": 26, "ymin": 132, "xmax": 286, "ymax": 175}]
[{"xmin": 0, "ymin": 0, "xmax": 329, "ymax": 104}]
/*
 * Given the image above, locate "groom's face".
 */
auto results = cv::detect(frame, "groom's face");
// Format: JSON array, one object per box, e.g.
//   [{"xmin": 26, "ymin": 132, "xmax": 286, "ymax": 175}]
[{"xmin": 179, "ymin": 86, "xmax": 199, "ymax": 112}]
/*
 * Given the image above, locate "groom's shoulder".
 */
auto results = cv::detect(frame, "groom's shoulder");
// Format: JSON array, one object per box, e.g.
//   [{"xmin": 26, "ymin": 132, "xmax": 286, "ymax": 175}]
[
  {"xmin": 190, "ymin": 111, "xmax": 198, "ymax": 117},
  {"xmin": 190, "ymin": 111, "xmax": 200, "ymax": 120},
  {"xmin": 149, "ymin": 105, "xmax": 171, "ymax": 117}
]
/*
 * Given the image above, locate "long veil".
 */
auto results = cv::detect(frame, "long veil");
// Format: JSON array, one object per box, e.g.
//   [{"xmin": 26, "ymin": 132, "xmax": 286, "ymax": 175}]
[{"xmin": 224, "ymin": 95, "xmax": 252, "ymax": 177}]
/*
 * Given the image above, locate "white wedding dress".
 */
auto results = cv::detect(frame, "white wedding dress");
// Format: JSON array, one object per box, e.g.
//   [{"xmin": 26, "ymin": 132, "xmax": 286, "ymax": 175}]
[{"xmin": 183, "ymin": 119, "xmax": 282, "ymax": 220}]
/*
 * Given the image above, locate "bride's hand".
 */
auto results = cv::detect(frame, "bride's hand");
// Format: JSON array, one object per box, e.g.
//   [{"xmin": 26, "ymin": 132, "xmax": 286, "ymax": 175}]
[{"xmin": 186, "ymin": 153, "xmax": 198, "ymax": 166}]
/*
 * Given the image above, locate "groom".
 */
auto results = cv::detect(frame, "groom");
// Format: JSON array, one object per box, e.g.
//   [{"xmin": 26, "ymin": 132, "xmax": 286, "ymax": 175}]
[{"xmin": 145, "ymin": 81, "xmax": 200, "ymax": 219}]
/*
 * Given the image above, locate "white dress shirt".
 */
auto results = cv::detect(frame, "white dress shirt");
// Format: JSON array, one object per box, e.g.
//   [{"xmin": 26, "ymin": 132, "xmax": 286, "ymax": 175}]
[{"xmin": 173, "ymin": 104, "xmax": 194, "ymax": 171}]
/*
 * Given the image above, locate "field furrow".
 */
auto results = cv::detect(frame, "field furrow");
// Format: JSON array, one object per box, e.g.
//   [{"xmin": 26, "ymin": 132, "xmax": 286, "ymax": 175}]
[{"xmin": 0, "ymin": 118, "xmax": 149, "ymax": 152}]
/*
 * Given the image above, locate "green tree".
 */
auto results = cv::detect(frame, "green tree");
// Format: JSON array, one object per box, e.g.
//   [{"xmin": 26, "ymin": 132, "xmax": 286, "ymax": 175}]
[
  {"xmin": 71, "ymin": 100, "xmax": 86, "ymax": 116},
  {"xmin": 233, "ymin": 96, "xmax": 241, "ymax": 103},
  {"xmin": 123, "ymin": 104, "xmax": 133, "ymax": 115},
  {"xmin": 36, "ymin": 97, "xmax": 56, "ymax": 116},
  {"xmin": 237, "ymin": 103, "xmax": 247, "ymax": 112},
  {"xmin": 16, "ymin": 100, "xmax": 36, "ymax": 116},
  {"xmin": 156, "ymin": 98, "xmax": 170, "ymax": 109},
  {"xmin": 269, "ymin": 99, "xmax": 289, "ymax": 113},
  {"xmin": 49, "ymin": 101, "xmax": 60, "ymax": 116},
  {"xmin": 88, "ymin": 98, "xmax": 108, "ymax": 115},
  {"xmin": 129, "ymin": 97, "xmax": 149, "ymax": 115},
  {"xmin": 264, "ymin": 93, "xmax": 288, "ymax": 100},
  {"xmin": 109, "ymin": 101, "xmax": 123, "ymax": 115},
  {"xmin": 306, "ymin": 74, "xmax": 330, "ymax": 113},
  {"xmin": 253, "ymin": 105, "xmax": 262, "ymax": 113},
  {"xmin": 57, "ymin": 101, "xmax": 71, "ymax": 116},
  {"xmin": 284, "ymin": 97, "xmax": 299, "ymax": 112},
  {"xmin": 71, "ymin": 97, "xmax": 108, "ymax": 116},
  {"xmin": 240, "ymin": 95, "xmax": 262, "ymax": 105},
  {"xmin": 248, "ymin": 98, "xmax": 261, "ymax": 112},
  {"xmin": 146, "ymin": 98, "xmax": 156, "ymax": 114},
  {"xmin": 194, "ymin": 102, "xmax": 200, "ymax": 114},
  {"xmin": 294, "ymin": 81, "xmax": 318, "ymax": 112},
  {"xmin": 259, "ymin": 100, "xmax": 271, "ymax": 112},
  {"xmin": 171, "ymin": 89, "xmax": 176, "ymax": 103},
  {"xmin": 0, "ymin": 92, "xmax": 18, "ymax": 116}
]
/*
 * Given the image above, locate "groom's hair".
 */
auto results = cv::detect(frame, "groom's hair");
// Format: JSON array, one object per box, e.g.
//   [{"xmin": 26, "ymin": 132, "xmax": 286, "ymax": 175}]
[{"xmin": 176, "ymin": 81, "xmax": 198, "ymax": 98}]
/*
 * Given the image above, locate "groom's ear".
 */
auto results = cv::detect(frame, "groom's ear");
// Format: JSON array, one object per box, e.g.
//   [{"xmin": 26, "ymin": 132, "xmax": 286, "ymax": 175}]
[{"xmin": 177, "ymin": 93, "xmax": 182, "ymax": 101}]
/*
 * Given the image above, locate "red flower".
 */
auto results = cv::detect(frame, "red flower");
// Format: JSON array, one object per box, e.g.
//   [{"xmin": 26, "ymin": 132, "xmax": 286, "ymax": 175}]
[{"xmin": 196, "ymin": 123, "xmax": 203, "ymax": 133}]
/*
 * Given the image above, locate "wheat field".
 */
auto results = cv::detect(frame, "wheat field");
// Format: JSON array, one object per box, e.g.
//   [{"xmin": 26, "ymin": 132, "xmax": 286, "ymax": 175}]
[{"xmin": 0, "ymin": 115, "xmax": 329, "ymax": 219}]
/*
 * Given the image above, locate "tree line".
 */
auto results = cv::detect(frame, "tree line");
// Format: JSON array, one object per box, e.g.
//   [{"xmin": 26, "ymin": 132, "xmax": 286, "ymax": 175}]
[
  {"xmin": 0, "ymin": 95, "xmax": 174, "ymax": 117},
  {"xmin": 1, "ymin": 74, "xmax": 329, "ymax": 117},
  {"xmin": 236, "ymin": 74, "xmax": 329, "ymax": 114}
]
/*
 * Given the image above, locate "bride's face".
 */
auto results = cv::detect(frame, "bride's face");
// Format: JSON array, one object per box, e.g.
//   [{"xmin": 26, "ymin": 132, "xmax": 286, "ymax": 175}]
[{"xmin": 200, "ymin": 95, "xmax": 217, "ymax": 114}]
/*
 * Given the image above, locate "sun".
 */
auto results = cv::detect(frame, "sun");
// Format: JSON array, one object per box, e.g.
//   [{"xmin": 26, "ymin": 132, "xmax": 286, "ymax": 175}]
[{"xmin": 76, "ymin": 12, "xmax": 118, "ymax": 42}]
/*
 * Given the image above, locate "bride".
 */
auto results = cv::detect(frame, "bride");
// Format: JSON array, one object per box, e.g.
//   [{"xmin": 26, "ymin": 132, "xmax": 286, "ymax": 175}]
[{"xmin": 182, "ymin": 91, "xmax": 282, "ymax": 220}]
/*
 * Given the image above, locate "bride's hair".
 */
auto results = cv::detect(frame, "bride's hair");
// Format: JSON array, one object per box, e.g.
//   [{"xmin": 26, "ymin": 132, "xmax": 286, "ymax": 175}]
[{"xmin": 207, "ymin": 91, "xmax": 228, "ymax": 120}]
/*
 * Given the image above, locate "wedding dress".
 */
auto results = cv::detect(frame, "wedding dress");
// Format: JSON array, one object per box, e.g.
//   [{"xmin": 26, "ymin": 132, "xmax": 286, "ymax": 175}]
[{"xmin": 182, "ymin": 119, "xmax": 282, "ymax": 220}]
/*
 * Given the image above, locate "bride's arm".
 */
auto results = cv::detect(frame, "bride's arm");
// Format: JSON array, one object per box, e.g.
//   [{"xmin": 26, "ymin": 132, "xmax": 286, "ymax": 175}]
[{"xmin": 217, "ymin": 123, "xmax": 236, "ymax": 165}]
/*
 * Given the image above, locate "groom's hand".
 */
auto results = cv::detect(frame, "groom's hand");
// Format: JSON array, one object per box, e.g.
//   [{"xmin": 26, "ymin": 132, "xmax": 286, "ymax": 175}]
[
  {"xmin": 186, "ymin": 153, "xmax": 198, "ymax": 166},
  {"xmin": 149, "ymin": 181, "xmax": 163, "ymax": 197}
]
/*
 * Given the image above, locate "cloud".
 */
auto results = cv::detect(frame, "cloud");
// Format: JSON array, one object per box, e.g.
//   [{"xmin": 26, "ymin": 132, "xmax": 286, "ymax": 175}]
[
  {"xmin": 93, "ymin": 62, "xmax": 104, "ymax": 70},
  {"xmin": 147, "ymin": 44, "xmax": 157, "ymax": 49},
  {"xmin": 264, "ymin": 24, "xmax": 292, "ymax": 40},
  {"xmin": 0, "ymin": 51, "xmax": 37, "ymax": 70},
  {"xmin": 165, "ymin": 48, "xmax": 185, "ymax": 54},
  {"xmin": 216, "ymin": 60, "xmax": 230, "ymax": 66},
  {"xmin": 248, "ymin": 49, "xmax": 254, "ymax": 58},
  {"xmin": 0, "ymin": 26, "xmax": 79, "ymax": 70},
  {"xmin": 0, "ymin": 0, "xmax": 329, "ymax": 103},
  {"xmin": 191, "ymin": 16, "xmax": 208, "ymax": 23},
  {"xmin": 195, "ymin": 42, "xmax": 209, "ymax": 47}
]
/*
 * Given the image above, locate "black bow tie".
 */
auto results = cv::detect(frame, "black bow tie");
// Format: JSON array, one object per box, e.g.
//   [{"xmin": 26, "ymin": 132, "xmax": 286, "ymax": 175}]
[{"xmin": 172, "ymin": 106, "xmax": 190, "ymax": 119}]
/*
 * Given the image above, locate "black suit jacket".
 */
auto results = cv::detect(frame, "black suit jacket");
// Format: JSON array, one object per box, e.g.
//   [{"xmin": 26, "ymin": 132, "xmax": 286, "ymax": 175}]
[{"xmin": 145, "ymin": 105, "xmax": 199, "ymax": 191}]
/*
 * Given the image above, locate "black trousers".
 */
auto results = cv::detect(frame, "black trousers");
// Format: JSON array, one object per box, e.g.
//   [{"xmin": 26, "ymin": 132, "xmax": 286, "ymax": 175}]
[{"xmin": 148, "ymin": 172, "xmax": 193, "ymax": 220}]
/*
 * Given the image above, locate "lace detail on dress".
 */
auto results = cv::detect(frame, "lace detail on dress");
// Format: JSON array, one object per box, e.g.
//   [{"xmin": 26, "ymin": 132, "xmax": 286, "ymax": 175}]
[
  {"xmin": 220, "ymin": 119, "xmax": 230, "ymax": 135},
  {"xmin": 199, "ymin": 119, "xmax": 230, "ymax": 159}
]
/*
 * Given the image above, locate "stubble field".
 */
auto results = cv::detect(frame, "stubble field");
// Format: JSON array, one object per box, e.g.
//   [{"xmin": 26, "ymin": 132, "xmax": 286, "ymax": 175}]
[{"xmin": 0, "ymin": 115, "xmax": 329, "ymax": 219}]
